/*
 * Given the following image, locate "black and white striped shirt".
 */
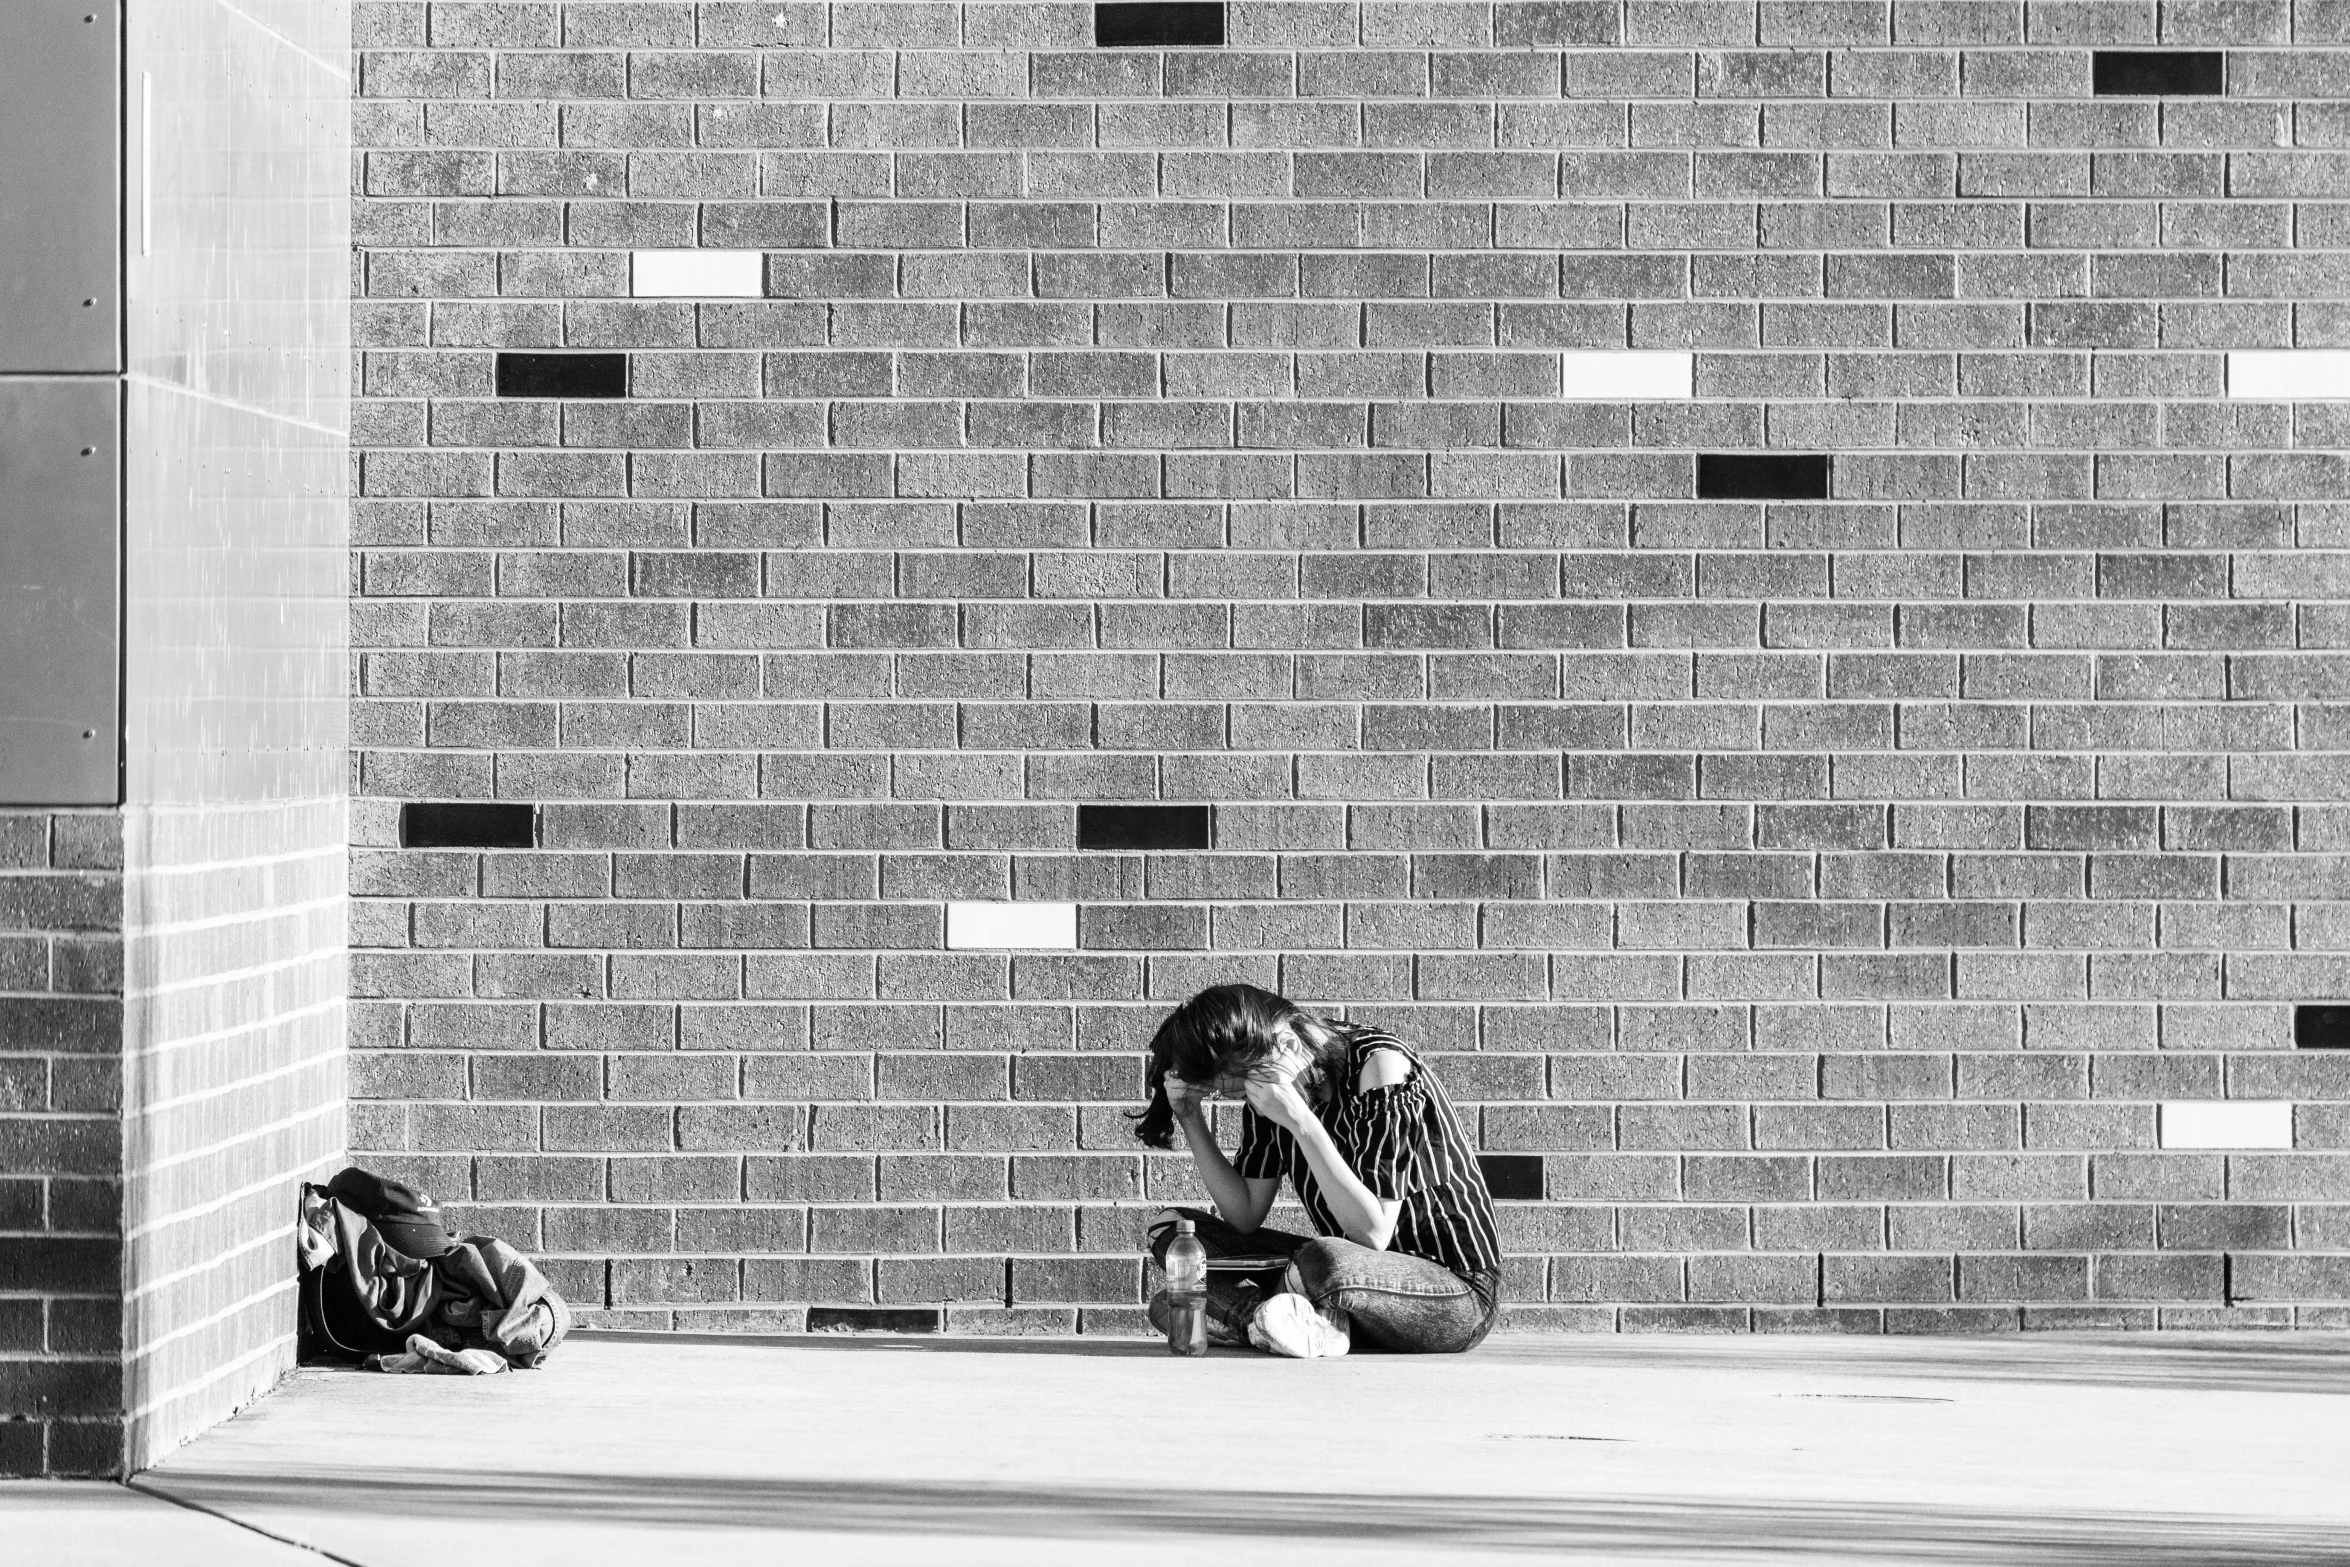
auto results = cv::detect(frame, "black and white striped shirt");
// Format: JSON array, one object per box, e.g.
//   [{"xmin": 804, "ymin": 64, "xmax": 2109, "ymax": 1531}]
[{"xmin": 1235, "ymin": 1022, "xmax": 1502, "ymax": 1279}]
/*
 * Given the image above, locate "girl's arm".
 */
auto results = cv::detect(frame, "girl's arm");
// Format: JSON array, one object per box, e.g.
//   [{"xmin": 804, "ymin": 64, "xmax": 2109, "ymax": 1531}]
[
  {"xmin": 1244, "ymin": 1071, "xmax": 1405, "ymax": 1251},
  {"xmin": 1168, "ymin": 1074, "xmax": 1279, "ymax": 1231}
]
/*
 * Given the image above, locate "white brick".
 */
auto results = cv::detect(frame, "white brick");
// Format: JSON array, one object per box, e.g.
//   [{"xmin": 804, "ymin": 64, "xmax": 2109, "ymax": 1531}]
[
  {"xmin": 631, "ymin": 249, "xmax": 765, "ymax": 298},
  {"xmin": 1556, "ymin": 351, "xmax": 1695, "ymax": 400},
  {"xmin": 945, "ymin": 901, "xmax": 1078, "ymax": 951},
  {"xmin": 2226, "ymin": 351, "xmax": 2350, "ymax": 400},
  {"xmin": 2158, "ymin": 1100, "xmax": 2295, "ymax": 1150}
]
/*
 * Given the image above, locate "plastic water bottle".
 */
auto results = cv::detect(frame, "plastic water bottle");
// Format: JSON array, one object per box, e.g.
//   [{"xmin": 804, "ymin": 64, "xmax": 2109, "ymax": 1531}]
[{"xmin": 1164, "ymin": 1219, "xmax": 1208, "ymax": 1357}]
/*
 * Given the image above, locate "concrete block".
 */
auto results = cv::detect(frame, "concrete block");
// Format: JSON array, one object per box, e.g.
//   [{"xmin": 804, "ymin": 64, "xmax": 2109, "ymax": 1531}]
[
  {"xmin": 2158, "ymin": 1101, "xmax": 2295, "ymax": 1150},
  {"xmin": 629, "ymin": 249, "xmax": 765, "ymax": 299},
  {"xmin": 2227, "ymin": 350, "xmax": 2350, "ymax": 399}
]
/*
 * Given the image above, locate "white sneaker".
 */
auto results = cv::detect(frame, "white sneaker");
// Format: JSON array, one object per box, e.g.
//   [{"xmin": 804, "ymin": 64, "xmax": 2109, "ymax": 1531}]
[{"xmin": 1248, "ymin": 1292, "xmax": 1350, "ymax": 1358}]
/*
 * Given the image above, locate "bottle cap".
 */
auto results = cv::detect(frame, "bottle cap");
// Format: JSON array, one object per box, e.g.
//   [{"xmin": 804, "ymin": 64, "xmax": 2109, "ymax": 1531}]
[{"xmin": 1176, "ymin": 1219, "xmax": 1195, "ymax": 1234}]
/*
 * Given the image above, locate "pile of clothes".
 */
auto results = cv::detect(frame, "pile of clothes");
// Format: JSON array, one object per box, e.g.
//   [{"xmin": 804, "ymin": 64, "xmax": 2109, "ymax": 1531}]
[{"xmin": 297, "ymin": 1165, "xmax": 572, "ymax": 1376}]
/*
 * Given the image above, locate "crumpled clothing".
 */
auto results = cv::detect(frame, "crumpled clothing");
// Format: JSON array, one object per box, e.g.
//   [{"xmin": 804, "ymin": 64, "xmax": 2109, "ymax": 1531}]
[
  {"xmin": 316, "ymin": 1188, "xmax": 442, "ymax": 1340},
  {"xmin": 368, "ymin": 1333, "xmax": 508, "ymax": 1376},
  {"xmin": 428, "ymin": 1235, "xmax": 572, "ymax": 1368},
  {"xmin": 299, "ymin": 1178, "xmax": 572, "ymax": 1369}
]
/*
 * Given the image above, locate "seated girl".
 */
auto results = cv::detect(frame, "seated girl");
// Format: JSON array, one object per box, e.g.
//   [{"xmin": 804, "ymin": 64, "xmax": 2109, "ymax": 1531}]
[{"xmin": 1132, "ymin": 983, "xmax": 1502, "ymax": 1358}]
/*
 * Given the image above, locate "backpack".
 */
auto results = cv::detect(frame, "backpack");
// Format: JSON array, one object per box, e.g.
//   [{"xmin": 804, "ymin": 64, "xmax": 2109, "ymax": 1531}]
[
  {"xmin": 296, "ymin": 1181, "xmax": 433, "ymax": 1363},
  {"xmin": 298, "ymin": 1264, "xmax": 413, "ymax": 1363}
]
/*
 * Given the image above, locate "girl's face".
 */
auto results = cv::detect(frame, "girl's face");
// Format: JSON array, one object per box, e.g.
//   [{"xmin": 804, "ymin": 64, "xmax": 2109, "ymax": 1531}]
[{"xmin": 1206, "ymin": 1026, "xmax": 1316, "ymax": 1100}]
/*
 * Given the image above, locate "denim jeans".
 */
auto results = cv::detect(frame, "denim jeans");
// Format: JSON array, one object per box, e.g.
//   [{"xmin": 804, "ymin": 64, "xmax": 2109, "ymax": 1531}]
[{"xmin": 1148, "ymin": 1207, "xmax": 1499, "ymax": 1355}]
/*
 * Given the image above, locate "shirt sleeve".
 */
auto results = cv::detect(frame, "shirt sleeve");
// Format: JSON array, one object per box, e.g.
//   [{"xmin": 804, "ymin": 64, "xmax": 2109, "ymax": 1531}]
[
  {"xmin": 1234, "ymin": 1105, "xmax": 1287, "ymax": 1180},
  {"xmin": 1347, "ymin": 1084, "xmax": 1433, "ymax": 1201}
]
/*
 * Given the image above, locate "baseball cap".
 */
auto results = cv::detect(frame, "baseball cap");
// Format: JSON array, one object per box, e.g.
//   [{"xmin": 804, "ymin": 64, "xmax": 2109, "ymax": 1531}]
[{"xmin": 325, "ymin": 1166, "xmax": 457, "ymax": 1260}]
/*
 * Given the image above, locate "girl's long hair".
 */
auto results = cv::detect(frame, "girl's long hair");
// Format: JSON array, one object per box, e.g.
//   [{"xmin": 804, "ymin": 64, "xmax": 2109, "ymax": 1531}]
[{"xmin": 1129, "ymin": 983, "xmax": 1340, "ymax": 1149}]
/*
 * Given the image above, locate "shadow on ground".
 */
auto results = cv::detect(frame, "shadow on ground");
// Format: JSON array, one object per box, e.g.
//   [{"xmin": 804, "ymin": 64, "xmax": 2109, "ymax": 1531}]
[
  {"xmin": 563, "ymin": 1327, "xmax": 2350, "ymax": 1395},
  {"xmin": 135, "ymin": 1468, "xmax": 2350, "ymax": 1563},
  {"xmin": 1502, "ymin": 1333, "xmax": 2350, "ymax": 1397},
  {"xmin": 573, "ymin": 1329, "xmax": 1169, "ymax": 1359}
]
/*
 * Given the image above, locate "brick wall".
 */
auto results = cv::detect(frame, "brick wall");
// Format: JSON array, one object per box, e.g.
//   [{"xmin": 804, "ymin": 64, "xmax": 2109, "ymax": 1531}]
[
  {"xmin": 121, "ymin": 801, "xmax": 346, "ymax": 1467},
  {"xmin": 117, "ymin": 0, "xmax": 353, "ymax": 1468},
  {"xmin": 0, "ymin": 811, "xmax": 124, "ymax": 1474},
  {"xmin": 351, "ymin": 0, "xmax": 2350, "ymax": 1334}
]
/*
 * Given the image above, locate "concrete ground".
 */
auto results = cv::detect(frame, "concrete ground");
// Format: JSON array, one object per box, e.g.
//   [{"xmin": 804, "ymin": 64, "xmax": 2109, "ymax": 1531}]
[
  {"xmin": 0, "ymin": 1478, "xmax": 320, "ymax": 1565},
  {"xmin": 10, "ymin": 1331, "xmax": 2350, "ymax": 1564}
]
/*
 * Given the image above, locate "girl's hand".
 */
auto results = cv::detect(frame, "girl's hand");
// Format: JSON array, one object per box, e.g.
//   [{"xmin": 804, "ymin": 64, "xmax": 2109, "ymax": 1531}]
[
  {"xmin": 1243, "ymin": 1072, "xmax": 1318, "ymax": 1136},
  {"xmin": 1163, "ymin": 1072, "xmax": 1211, "ymax": 1124}
]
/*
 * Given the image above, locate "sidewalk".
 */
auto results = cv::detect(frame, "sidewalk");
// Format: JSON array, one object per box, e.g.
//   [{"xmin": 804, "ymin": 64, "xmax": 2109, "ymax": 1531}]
[
  {"xmin": 0, "ymin": 1479, "xmax": 318, "ymax": 1565},
  {"xmin": 15, "ymin": 1331, "xmax": 2350, "ymax": 1564}
]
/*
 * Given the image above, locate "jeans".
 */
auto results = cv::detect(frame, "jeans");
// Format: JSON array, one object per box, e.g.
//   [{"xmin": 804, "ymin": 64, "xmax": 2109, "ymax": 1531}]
[{"xmin": 1148, "ymin": 1207, "xmax": 1499, "ymax": 1355}]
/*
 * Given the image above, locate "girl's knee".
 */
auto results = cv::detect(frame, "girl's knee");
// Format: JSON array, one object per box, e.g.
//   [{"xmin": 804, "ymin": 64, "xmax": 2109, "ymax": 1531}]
[{"xmin": 1283, "ymin": 1237, "xmax": 1354, "ymax": 1298}]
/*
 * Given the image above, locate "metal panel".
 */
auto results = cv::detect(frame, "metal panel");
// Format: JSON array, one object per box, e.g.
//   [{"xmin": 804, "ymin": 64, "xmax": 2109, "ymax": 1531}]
[
  {"xmin": 0, "ymin": 380, "xmax": 120, "ymax": 803},
  {"xmin": 0, "ymin": 0, "xmax": 121, "ymax": 372}
]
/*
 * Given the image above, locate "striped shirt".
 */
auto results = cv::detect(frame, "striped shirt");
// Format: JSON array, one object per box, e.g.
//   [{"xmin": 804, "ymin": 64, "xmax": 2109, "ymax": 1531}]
[{"xmin": 1234, "ymin": 1022, "xmax": 1502, "ymax": 1279}]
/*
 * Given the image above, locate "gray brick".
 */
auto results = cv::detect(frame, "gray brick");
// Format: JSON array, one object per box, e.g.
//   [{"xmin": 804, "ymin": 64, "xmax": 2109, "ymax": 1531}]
[{"xmin": 323, "ymin": 0, "xmax": 2350, "ymax": 1338}]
